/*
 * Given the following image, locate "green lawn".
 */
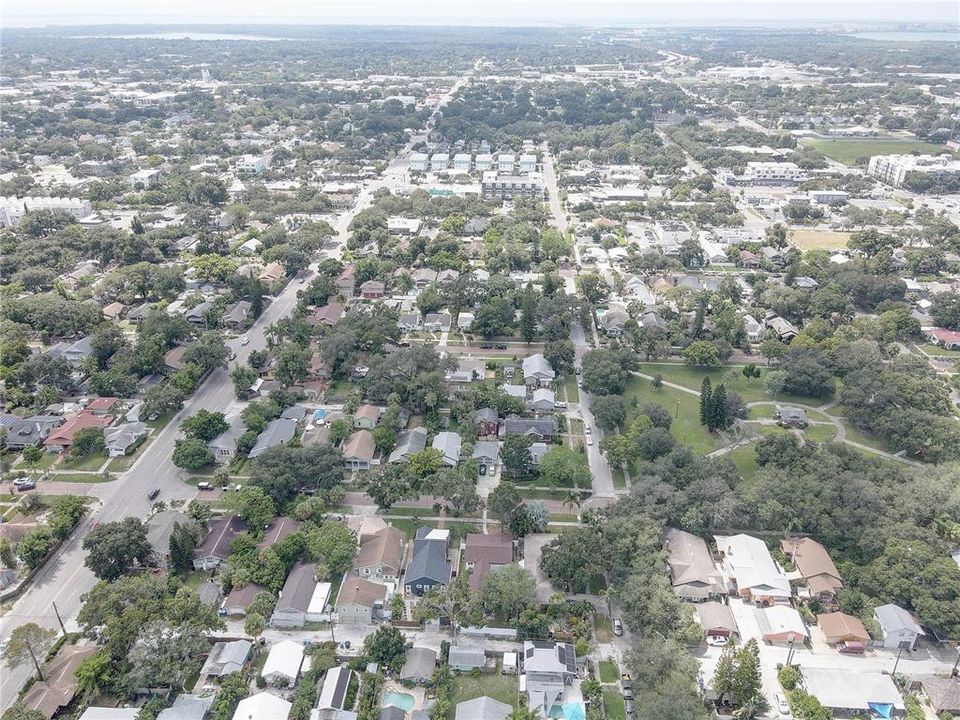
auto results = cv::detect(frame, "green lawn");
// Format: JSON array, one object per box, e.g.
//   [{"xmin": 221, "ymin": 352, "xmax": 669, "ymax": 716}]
[
  {"xmin": 611, "ymin": 466, "xmax": 626, "ymax": 490},
  {"xmin": 803, "ymin": 424, "xmax": 839, "ymax": 442},
  {"xmin": 802, "ymin": 138, "xmax": 945, "ymax": 165},
  {"xmin": 920, "ymin": 343, "xmax": 960, "ymax": 357},
  {"xmin": 598, "ymin": 660, "xmax": 619, "ymax": 683},
  {"xmin": 728, "ymin": 444, "xmax": 759, "ymax": 480},
  {"xmin": 15, "ymin": 453, "xmax": 58, "ymax": 470},
  {"xmin": 58, "ymin": 453, "xmax": 108, "ymax": 471},
  {"xmin": 50, "ymin": 472, "xmax": 115, "ymax": 483},
  {"xmin": 642, "ymin": 363, "xmax": 825, "ymax": 406},
  {"xmin": 824, "ymin": 406, "xmax": 893, "ymax": 452},
  {"xmin": 623, "ymin": 376, "xmax": 717, "ymax": 455},
  {"xmin": 449, "ymin": 669, "xmax": 519, "ymax": 716},
  {"xmin": 563, "ymin": 376, "xmax": 580, "ymax": 404},
  {"xmin": 602, "ymin": 688, "xmax": 626, "ymax": 720},
  {"xmin": 519, "ymin": 488, "xmax": 591, "ymax": 501}
]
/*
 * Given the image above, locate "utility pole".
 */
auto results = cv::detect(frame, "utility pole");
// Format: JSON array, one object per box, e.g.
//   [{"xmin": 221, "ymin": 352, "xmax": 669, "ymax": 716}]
[
  {"xmin": 52, "ymin": 601, "xmax": 67, "ymax": 636},
  {"xmin": 892, "ymin": 644, "xmax": 904, "ymax": 677}
]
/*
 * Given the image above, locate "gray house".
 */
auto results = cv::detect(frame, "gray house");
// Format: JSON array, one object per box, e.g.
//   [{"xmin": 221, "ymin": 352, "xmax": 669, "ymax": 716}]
[
  {"xmin": 404, "ymin": 527, "xmax": 451, "ymax": 596},
  {"xmin": 448, "ymin": 646, "xmax": 486, "ymax": 672},
  {"xmin": 3, "ymin": 416, "xmax": 61, "ymax": 451},
  {"xmin": 521, "ymin": 354, "xmax": 555, "ymax": 387},
  {"xmin": 455, "ymin": 697, "xmax": 511, "ymax": 720},
  {"xmin": 249, "ymin": 417, "xmax": 298, "ymax": 459},
  {"xmin": 874, "ymin": 604, "xmax": 924, "ymax": 650},
  {"xmin": 270, "ymin": 562, "xmax": 318, "ymax": 629},
  {"xmin": 432, "ymin": 431, "xmax": 461, "ymax": 466},
  {"xmin": 522, "ymin": 641, "xmax": 577, "ymax": 716},
  {"xmin": 388, "ymin": 426, "xmax": 428, "ymax": 464},
  {"xmin": 400, "ymin": 647, "xmax": 437, "ymax": 684}
]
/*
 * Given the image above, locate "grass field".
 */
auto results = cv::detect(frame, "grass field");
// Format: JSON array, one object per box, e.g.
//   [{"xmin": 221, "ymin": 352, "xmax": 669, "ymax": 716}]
[
  {"xmin": 598, "ymin": 660, "xmax": 620, "ymax": 683},
  {"xmin": 594, "ymin": 616, "xmax": 613, "ymax": 644},
  {"xmin": 624, "ymin": 376, "xmax": 717, "ymax": 455},
  {"xmin": 449, "ymin": 670, "xmax": 518, "ymax": 715},
  {"xmin": 920, "ymin": 343, "xmax": 960, "ymax": 357},
  {"xmin": 611, "ymin": 466, "xmax": 626, "ymax": 489},
  {"xmin": 564, "ymin": 376, "xmax": 580, "ymax": 404},
  {"xmin": 641, "ymin": 363, "xmax": 824, "ymax": 406},
  {"xmin": 49, "ymin": 472, "xmax": 114, "ymax": 483},
  {"xmin": 803, "ymin": 138, "xmax": 944, "ymax": 165},
  {"xmin": 790, "ymin": 228, "xmax": 851, "ymax": 251},
  {"xmin": 58, "ymin": 453, "xmax": 108, "ymax": 471},
  {"xmin": 804, "ymin": 424, "xmax": 839, "ymax": 442},
  {"xmin": 728, "ymin": 444, "xmax": 759, "ymax": 480},
  {"xmin": 603, "ymin": 688, "xmax": 626, "ymax": 720}
]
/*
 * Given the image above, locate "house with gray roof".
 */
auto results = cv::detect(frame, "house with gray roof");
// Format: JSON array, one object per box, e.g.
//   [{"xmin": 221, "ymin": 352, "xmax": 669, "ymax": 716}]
[
  {"xmin": 203, "ymin": 640, "xmax": 252, "ymax": 679},
  {"xmin": 522, "ymin": 641, "xmax": 577, "ymax": 716},
  {"xmin": 473, "ymin": 441, "xmax": 500, "ymax": 468},
  {"xmin": 404, "ymin": 527, "xmax": 451, "ymax": 596},
  {"xmin": 222, "ymin": 300, "xmax": 251, "ymax": 329},
  {"xmin": 271, "ymin": 562, "xmax": 319, "ymax": 628},
  {"xmin": 156, "ymin": 695, "xmax": 213, "ymax": 720},
  {"xmin": 521, "ymin": 354, "xmax": 555, "ymax": 387},
  {"xmin": 448, "ymin": 646, "xmax": 487, "ymax": 673},
  {"xmin": 3, "ymin": 416, "xmax": 61, "ymax": 451},
  {"xmin": 388, "ymin": 426, "xmax": 428, "ymax": 464},
  {"xmin": 875, "ymin": 604, "xmax": 924, "ymax": 650},
  {"xmin": 502, "ymin": 415, "xmax": 557, "ymax": 442},
  {"xmin": 400, "ymin": 647, "xmax": 437, "ymax": 684},
  {"xmin": 249, "ymin": 417, "xmax": 298, "ymax": 459},
  {"xmin": 193, "ymin": 516, "xmax": 246, "ymax": 570},
  {"xmin": 207, "ymin": 413, "xmax": 246, "ymax": 463},
  {"xmin": 103, "ymin": 422, "xmax": 147, "ymax": 457},
  {"xmin": 432, "ymin": 431, "xmax": 461, "ymax": 466},
  {"xmin": 454, "ymin": 697, "xmax": 511, "ymax": 720},
  {"xmin": 528, "ymin": 388, "xmax": 555, "ymax": 413}
]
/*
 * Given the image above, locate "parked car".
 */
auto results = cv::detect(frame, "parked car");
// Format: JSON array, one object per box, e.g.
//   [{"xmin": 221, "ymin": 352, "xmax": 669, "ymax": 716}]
[
  {"xmin": 837, "ymin": 640, "xmax": 865, "ymax": 655},
  {"xmin": 574, "ymin": 367, "xmax": 582, "ymax": 375},
  {"xmin": 555, "ymin": 401, "xmax": 568, "ymax": 409},
  {"xmin": 147, "ymin": 488, "xmax": 160, "ymax": 500},
  {"xmin": 197, "ymin": 482, "xmax": 213, "ymax": 491},
  {"xmin": 13, "ymin": 478, "xmax": 36, "ymax": 492},
  {"xmin": 495, "ymin": 343, "xmax": 507, "ymax": 350},
  {"xmin": 706, "ymin": 635, "xmax": 730, "ymax": 647},
  {"xmin": 613, "ymin": 618, "xmax": 623, "ymax": 636},
  {"xmin": 584, "ymin": 424, "xmax": 591, "ymax": 434},
  {"xmin": 240, "ymin": 336, "xmax": 250, "ymax": 346},
  {"xmin": 586, "ymin": 436, "xmax": 593, "ymax": 446},
  {"xmin": 775, "ymin": 693, "xmax": 790, "ymax": 715},
  {"xmin": 478, "ymin": 464, "xmax": 487, "ymax": 476},
  {"xmin": 479, "ymin": 343, "xmax": 493, "ymax": 350}
]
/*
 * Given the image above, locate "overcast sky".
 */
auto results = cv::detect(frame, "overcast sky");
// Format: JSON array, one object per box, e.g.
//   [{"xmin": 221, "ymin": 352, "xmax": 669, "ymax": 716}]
[{"xmin": 2, "ymin": 0, "xmax": 958, "ymax": 28}]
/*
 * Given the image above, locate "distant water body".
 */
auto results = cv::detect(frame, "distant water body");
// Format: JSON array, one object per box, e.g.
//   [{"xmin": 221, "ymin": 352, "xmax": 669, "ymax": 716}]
[{"xmin": 852, "ymin": 31, "xmax": 958, "ymax": 42}]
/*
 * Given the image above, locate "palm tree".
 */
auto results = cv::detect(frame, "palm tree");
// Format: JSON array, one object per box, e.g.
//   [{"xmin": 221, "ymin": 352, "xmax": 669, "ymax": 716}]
[{"xmin": 562, "ymin": 491, "xmax": 582, "ymax": 514}]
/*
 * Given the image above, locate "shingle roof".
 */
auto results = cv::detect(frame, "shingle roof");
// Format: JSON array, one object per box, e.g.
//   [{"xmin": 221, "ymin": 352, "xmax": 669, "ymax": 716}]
[
  {"xmin": 274, "ymin": 562, "xmax": 317, "ymax": 613},
  {"xmin": 406, "ymin": 527, "xmax": 451, "ymax": 585},
  {"xmin": 355, "ymin": 526, "xmax": 405, "ymax": 573},
  {"xmin": 337, "ymin": 578, "xmax": 387, "ymax": 608}
]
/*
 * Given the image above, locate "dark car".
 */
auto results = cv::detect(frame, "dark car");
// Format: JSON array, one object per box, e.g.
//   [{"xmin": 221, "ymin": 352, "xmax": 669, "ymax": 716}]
[
  {"xmin": 147, "ymin": 488, "xmax": 160, "ymax": 501},
  {"xmin": 495, "ymin": 343, "xmax": 508, "ymax": 350},
  {"xmin": 479, "ymin": 464, "xmax": 487, "ymax": 476},
  {"xmin": 479, "ymin": 343, "xmax": 493, "ymax": 350}
]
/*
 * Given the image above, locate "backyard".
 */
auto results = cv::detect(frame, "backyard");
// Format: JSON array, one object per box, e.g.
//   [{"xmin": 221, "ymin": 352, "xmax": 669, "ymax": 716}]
[{"xmin": 449, "ymin": 669, "xmax": 519, "ymax": 717}]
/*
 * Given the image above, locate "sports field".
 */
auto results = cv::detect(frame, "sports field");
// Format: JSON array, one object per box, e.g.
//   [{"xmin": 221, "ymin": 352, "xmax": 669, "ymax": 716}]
[{"xmin": 802, "ymin": 138, "xmax": 944, "ymax": 166}]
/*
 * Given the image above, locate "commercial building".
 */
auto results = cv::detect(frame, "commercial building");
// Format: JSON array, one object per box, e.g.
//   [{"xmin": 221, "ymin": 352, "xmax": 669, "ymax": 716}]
[
  {"xmin": 0, "ymin": 196, "xmax": 92, "ymax": 226},
  {"xmin": 481, "ymin": 172, "xmax": 544, "ymax": 200},
  {"xmin": 867, "ymin": 153, "xmax": 960, "ymax": 188}
]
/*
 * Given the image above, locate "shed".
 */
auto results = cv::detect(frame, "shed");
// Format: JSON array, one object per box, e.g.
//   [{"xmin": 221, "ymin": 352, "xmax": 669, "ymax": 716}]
[{"xmin": 448, "ymin": 646, "xmax": 486, "ymax": 672}]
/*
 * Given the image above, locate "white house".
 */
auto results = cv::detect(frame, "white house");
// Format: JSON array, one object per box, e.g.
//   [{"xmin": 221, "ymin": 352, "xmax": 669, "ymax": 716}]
[
  {"xmin": 261, "ymin": 640, "xmax": 308, "ymax": 685},
  {"xmin": 231, "ymin": 693, "xmax": 291, "ymax": 720},
  {"xmin": 874, "ymin": 604, "xmax": 924, "ymax": 650}
]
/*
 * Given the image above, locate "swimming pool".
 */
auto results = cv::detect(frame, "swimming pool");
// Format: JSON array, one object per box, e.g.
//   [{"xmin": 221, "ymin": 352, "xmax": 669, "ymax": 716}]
[{"xmin": 383, "ymin": 691, "xmax": 415, "ymax": 712}]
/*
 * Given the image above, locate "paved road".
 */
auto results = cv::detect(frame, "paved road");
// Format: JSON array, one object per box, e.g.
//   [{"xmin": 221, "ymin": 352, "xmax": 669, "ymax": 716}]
[
  {"xmin": 541, "ymin": 148, "xmax": 615, "ymax": 498},
  {"xmin": 0, "ymin": 66, "xmax": 475, "ymax": 711}
]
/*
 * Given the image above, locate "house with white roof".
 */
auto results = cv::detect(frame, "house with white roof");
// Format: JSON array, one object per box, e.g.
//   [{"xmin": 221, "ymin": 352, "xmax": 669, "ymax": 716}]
[
  {"xmin": 261, "ymin": 640, "xmax": 308, "ymax": 685},
  {"xmin": 713, "ymin": 534, "xmax": 791, "ymax": 604},
  {"xmin": 231, "ymin": 693, "xmax": 291, "ymax": 720}
]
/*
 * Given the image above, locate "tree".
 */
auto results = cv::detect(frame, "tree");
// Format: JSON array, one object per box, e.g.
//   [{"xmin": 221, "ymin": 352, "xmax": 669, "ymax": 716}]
[
  {"xmin": 707, "ymin": 384, "xmax": 729, "ymax": 432},
  {"xmin": 210, "ymin": 673, "xmax": 249, "ymax": 720},
  {"xmin": 538, "ymin": 447, "xmax": 590, "ymax": 488},
  {"xmin": 244, "ymin": 613, "xmax": 266, "ymax": 637},
  {"xmin": 2, "ymin": 704, "xmax": 46, "ymax": 720},
  {"xmin": 82, "ymin": 518, "xmax": 152, "ymax": 581},
  {"xmin": 487, "ymin": 482, "xmax": 522, "ymax": 524},
  {"xmin": 172, "ymin": 438, "xmax": 215, "ymax": 470},
  {"xmin": 543, "ymin": 339, "xmax": 575, "ymax": 376},
  {"xmin": 3, "ymin": 624, "xmax": 56, "ymax": 680},
  {"xmin": 250, "ymin": 445, "xmax": 344, "ymax": 505},
  {"xmin": 742, "ymin": 364, "xmax": 761, "ymax": 382},
  {"xmin": 508, "ymin": 502, "xmax": 548, "ymax": 537},
  {"xmin": 224, "ymin": 486, "xmax": 277, "ymax": 535},
  {"xmin": 500, "ymin": 435, "xmax": 534, "ymax": 479},
  {"xmin": 930, "ymin": 291, "xmax": 960, "ymax": 330},
  {"xmin": 699, "ymin": 377, "xmax": 712, "ymax": 426},
  {"xmin": 580, "ymin": 349, "xmax": 635, "ymax": 396},
  {"xmin": 306, "ymin": 523, "xmax": 358, "ymax": 577},
  {"xmin": 140, "ymin": 382, "xmax": 185, "ymax": 420},
  {"xmin": 74, "ymin": 650, "xmax": 113, "ymax": 697},
  {"xmin": 169, "ymin": 521, "xmax": 200, "ymax": 575},
  {"xmin": 17, "ymin": 528, "xmax": 56, "ymax": 569},
  {"xmin": 123, "ymin": 621, "xmax": 209, "ymax": 692},
  {"xmin": 682, "ymin": 341, "xmax": 722, "ymax": 369},
  {"xmin": 230, "ymin": 364, "xmax": 258, "ymax": 398},
  {"xmin": 479, "ymin": 565, "xmax": 536, "ymax": 618},
  {"xmin": 780, "ymin": 349, "xmax": 835, "ymax": 399},
  {"xmin": 362, "ymin": 625, "xmax": 406, "ymax": 672},
  {"xmin": 275, "ymin": 344, "xmax": 311, "ymax": 387},
  {"xmin": 180, "ymin": 410, "xmax": 229, "ymax": 442},
  {"xmin": 591, "ymin": 395, "xmax": 626, "ymax": 431},
  {"xmin": 70, "ymin": 427, "xmax": 105, "ymax": 458}
]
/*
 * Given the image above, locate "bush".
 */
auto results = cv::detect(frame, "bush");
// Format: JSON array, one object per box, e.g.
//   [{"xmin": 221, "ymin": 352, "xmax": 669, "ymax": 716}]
[{"xmin": 778, "ymin": 664, "xmax": 801, "ymax": 691}]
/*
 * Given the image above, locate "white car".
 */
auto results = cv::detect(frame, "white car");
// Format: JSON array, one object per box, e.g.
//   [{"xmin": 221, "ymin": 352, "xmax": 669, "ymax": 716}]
[
  {"xmin": 585, "ymin": 436, "xmax": 593, "ymax": 446},
  {"xmin": 555, "ymin": 401, "xmax": 568, "ymax": 409},
  {"xmin": 584, "ymin": 424, "xmax": 592, "ymax": 434},
  {"xmin": 775, "ymin": 693, "xmax": 791, "ymax": 715},
  {"xmin": 240, "ymin": 336, "xmax": 250, "ymax": 346},
  {"xmin": 706, "ymin": 635, "xmax": 730, "ymax": 647}
]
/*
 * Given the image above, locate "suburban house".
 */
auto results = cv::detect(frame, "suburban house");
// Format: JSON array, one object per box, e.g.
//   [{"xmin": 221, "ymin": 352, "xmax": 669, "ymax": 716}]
[
  {"xmin": 146, "ymin": 510, "xmax": 190, "ymax": 568},
  {"xmin": 765, "ymin": 315, "xmax": 799, "ymax": 343},
  {"xmin": 780, "ymin": 537, "xmax": 843, "ymax": 604},
  {"xmin": 360, "ymin": 280, "xmax": 386, "ymax": 299},
  {"xmin": 522, "ymin": 641, "xmax": 577, "ymax": 716},
  {"xmin": 874, "ymin": 604, "xmax": 924, "ymax": 650},
  {"xmin": 502, "ymin": 415, "xmax": 557, "ymax": 442},
  {"xmin": 777, "ymin": 406, "xmax": 808, "ymax": 429},
  {"xmin": 259, "ymin": 262, "xmax": 286, "ymax": 284},
  {"xmin": 207, "ymin": 414, "xmax": 246, "ymax": 463},
  {"xmin": 664, "ymin": 528, "xmax": 725, "ymax": 602},
  {"xmin": 201, "ymin": 640, "xmax": 252, "ymax": 679},
  {"xmin": 473, "ymin": 408, "xmax": 499, "ymax": 436},
  {"xmin": 472, "ymin": 441, "xmax": 501, "ymax": 469},
  {"xmin": 308, "ymin": 301, "xmax": 345, "ymax": 327},
  {"xmin": 400, "ymin": 647, "xmax": 437, "ymax": 684},
  {"xmin": 743, "ymin": 314, "xmax": 763, "ymax": 342},
  {"xmin": 522, "ymin": 354, "xmax": 555, "ymax": 387},
  {"xmin": 423, "ymin": 312, "xmax": 452, "ymax": 332},
  {"xmin": 800, "ymin": 668, "xmax": 904, "ymax": 718},
  {"xmin": 316, "ymin": 667, "xmax": 353, "ymax": 712},
  {"xmin": 336, "ymin": 579, "xmax": 387, "ymax": 625},
  {"xmin": 432, "ymin": 431, "xmax": 462, "ymax": 466},
  {"xmin": 464, "ymin": 532, "xmax": 513, "ymax": 590},
  {"xmin": 927, "ymin": 327, "xmax": 960, "ymax": 350},
  {"xmin": 601, "ymin": 307, "xmax": 629, "ymax": 337},
  {"xmin": 270, "ymin": 562, "xmax": 319, "ymax": 629},
  {"xmin": 86, "ymin": 397, "xmax": 119, "ymax": 416},
  {"xmin": 258, "ymin": 517, "xmax": 301, "ymax": 550},
  {"xmin": 261, "ymin": 640, "xmax": 307, "ymax": 685},
  {"xmin": 44, "ymin": 413, "xmax": 113, "ymax": 453},
  {"xmin": 397, "ymin": 313, "xmax": 422, "ymax": 332},
  {"xmin": 343, "ymin": 430, "xmax": 376, "ymax": 471},
  {"xmin": 230, "ymin": 693, "xmax": 291, "ymax": 720},
  {"xmin": 756, "ymin": 605, "xmax": 809, "ymax": 644},
  {"xmin": 455, "ymin": 696, "xmax": 511, "ymax": 720},
  {"xmin": 817, "ymin": 612, "xmax": 870, "ymax": 645},
  {"xmin": 404, "ymin": 527, "xmax": 452, "ymax": 596},
  {"xmin": 249, "ymin": 417, "xmax": 298, "ymax": 459},
  {"xmin": 222, "ymin": 300, "xmax": 252, "ymax": 329},
  {"xmin": 449, "ymin": 646, "xmax": 487, "ymax": 673},
  {"xmin": 21, "ymin": 644, "xmax": 97, "ymax": 719},
  {"xmin": 355, "ymin": 526, "xmax": 406, "ymax": 582},
  {"xmin": 695, "ymin": 602, "xmax": 739, "ymax": 640},
  {"xmin": 335, "ymin": 266, "xmax": 356, "ymax": 297},
  {"xmin": 221, "ymin": 583, "xmax": 268, "ymax": 617},
  {"xmin": 193, "ymin": 516, "xmax": 247, "ymax": 570},
  {"xmin": 156, "ymin": 695, "xmax": 213, "ymax": 720},
  {"xmin": 528, "ymin": 388, "xmax": 556, "ymax": 413},
  {"xmin": 103, "ymin": 422, "xmax": 147, "ymax": 457},
  {"xmin": 354, "ymin": 404, "xmax": 381, "ymax": 429},
  {"xmin": 909, "ymin": 676, "xmax": 960, "ymax": 716},
  {"xmin": 388, "ymin": 426, "xmax": 428, "ymax": 464},
  {"xmin": 714, "ymin": 534, "xmax": 791, "ymax": 604},
  {"xmin": 446, "ymin": 358, "xmax": 486, "ymax": 384},
  {"xmin": 3, "ymin": 415, "xmax": 61, "ymax": 451}
]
